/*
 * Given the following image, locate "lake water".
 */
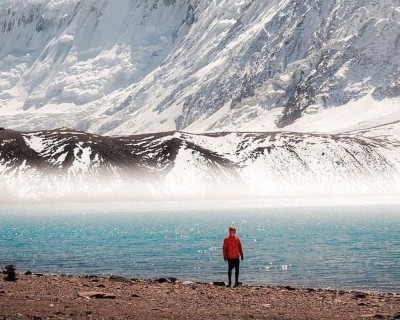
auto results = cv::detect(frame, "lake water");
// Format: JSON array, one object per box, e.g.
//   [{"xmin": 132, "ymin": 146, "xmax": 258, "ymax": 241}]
[{"xmin": 0, "ymin": 199, "xmax": 399, "ymax": 292}]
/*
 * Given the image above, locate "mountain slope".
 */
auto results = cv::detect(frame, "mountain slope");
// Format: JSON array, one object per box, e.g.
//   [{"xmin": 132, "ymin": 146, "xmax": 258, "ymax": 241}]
[
  {"xmin": 1, "ymin": 126, "xmax": 399, "ymax": 202},
  {"xmin": 0, "ymin": 0, "xmax": 399, "ymax": 135}
]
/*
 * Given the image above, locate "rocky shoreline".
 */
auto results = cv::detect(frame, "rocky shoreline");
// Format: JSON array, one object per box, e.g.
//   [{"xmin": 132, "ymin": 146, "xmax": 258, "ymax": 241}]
[{"xmin": 1, "ymin": 273, "xmax": 399, "ymax": 320}]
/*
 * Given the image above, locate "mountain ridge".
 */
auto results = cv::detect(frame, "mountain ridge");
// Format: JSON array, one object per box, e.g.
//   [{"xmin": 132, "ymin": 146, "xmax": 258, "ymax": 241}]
[{"xmin": 1, "ymin": 124, "xmax": 399, "ymax": 202}]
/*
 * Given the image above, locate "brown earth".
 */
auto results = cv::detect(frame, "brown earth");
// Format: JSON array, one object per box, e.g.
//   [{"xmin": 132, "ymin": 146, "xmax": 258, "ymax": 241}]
[{"xmin": 0, "ymin": 274, "xmax": 399, "ymax": 320}]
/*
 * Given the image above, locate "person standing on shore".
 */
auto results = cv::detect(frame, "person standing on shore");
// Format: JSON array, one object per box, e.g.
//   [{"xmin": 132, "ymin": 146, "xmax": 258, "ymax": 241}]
[{"xmin": 222, "ymin": 226, "xmax": 244, "ymax": 287}]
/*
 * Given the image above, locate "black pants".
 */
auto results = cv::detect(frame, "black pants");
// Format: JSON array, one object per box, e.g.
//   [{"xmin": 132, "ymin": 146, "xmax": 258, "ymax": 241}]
[{"xmin": 227, "ymin": 258, "xmax": 240, "ymax": 285}]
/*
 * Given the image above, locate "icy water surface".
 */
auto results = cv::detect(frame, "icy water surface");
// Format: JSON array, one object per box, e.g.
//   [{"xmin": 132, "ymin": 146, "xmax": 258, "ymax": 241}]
[{"xmin": 0, "ymin": 200, "xmax": 399, "ymax": 292}]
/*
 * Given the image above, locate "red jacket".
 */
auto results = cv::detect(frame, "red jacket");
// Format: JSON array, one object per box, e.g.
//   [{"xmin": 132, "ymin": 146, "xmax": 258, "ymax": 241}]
[{"xmin": 223, "ymin": 234, "xmax": 243, "ymax": 259}]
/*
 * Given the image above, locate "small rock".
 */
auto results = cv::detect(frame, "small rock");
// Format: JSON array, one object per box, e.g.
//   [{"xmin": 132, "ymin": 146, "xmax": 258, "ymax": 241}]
[
  {"xmin": 157, "ymin": 278, "xmax": 170, "ymax": 283},
  {"xmin": 284, "ymin": 286, "xmax": 296, "ymax": 291},
  {"xmin": 109, "ymin": 275, "xmax": 130, "ymax": 282},
  {"xmin": 96, "ymin": 284, "xmax": 106, "ymax": 288},
  {"xmin": 131, "ymin": 294, "xmax": 140, "ymax": 298},
  {"xmin": 354, "ymin": 292, "xmax": 368, "ymax": 299},
  {"xmin": 182, "ymin": 281, "xmax": 195, "ymax": 285},
  {"xmin": 360, "ymin": 314, "xmax": 389, "ymax": 319},
  {"xmin": 168, "ymin": 277, "xmax": 177, "ymax": 283},
  {"xmin": 151, "ymin": 308, "xmax": 163, "ymax": 311},
  {"xmin": 24, "ymin": 271, "xmax": 32, "ymax": 276},
  {"xmin": 212, "ymin": 281, "xmax": 226, "ymax": 286},
  {"xmin": 78, "ymin": 291, "xmax": 116, "ymax": 299}
]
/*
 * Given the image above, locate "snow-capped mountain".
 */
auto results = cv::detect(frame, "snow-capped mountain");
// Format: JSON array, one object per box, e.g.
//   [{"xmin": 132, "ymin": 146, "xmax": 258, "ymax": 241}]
[
  {"xmin": 0, "ymin": 0, "xmax": 399, "ymax": 135},
  {"xmin": 1, "ymin": 125, "xmax": 400, "ymax": 202},
  {"xmin": 1, "ymin": 0, "xmax": 400, "ymax": 202}
]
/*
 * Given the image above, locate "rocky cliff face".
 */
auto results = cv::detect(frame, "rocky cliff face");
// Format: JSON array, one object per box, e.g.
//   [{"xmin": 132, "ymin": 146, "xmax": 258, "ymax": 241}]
[
  {"xmin": 1, "ymin": 125, "xmax": 399, "ymax": 202},
  {"xmin": 0, "ymin": 0, "xmax": 399, "ymax": 135}
]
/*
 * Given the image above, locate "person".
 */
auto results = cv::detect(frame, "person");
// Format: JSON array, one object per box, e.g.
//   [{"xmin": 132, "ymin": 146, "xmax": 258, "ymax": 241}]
[{"xmin": 222, "ymin": 226, "xmax": 244, "ymax": 287}]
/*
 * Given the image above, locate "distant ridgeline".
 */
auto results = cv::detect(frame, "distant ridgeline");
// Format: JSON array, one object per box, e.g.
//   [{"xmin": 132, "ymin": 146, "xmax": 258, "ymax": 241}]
[{"xmin": 0, "ymin": 128, "xmax": 399, "ymax": 202}]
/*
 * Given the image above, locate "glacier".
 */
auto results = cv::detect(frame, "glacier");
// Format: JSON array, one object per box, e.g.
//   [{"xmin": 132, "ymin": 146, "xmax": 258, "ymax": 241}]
[{"xmin": 0, "ymin": 0, "xmax": 399, "ymax": 135}]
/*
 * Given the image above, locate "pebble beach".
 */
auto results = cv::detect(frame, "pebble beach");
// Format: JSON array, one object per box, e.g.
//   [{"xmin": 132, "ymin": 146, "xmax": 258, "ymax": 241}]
[{"xmin": 1, "ymin": 273, "xmax": 400, "ymax": 320}]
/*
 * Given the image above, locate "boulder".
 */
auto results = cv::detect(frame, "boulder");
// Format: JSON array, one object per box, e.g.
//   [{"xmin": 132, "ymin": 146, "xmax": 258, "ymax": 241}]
[{"xmin": 3, "ymin": 265, "xmax": 17, "ymax": 281}]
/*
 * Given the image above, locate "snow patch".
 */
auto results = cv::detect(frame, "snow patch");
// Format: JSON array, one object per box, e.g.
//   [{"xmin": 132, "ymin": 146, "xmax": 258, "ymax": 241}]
[{"xmin": 23, "ymin": 134, "xmax": 46, "ymax": 153}]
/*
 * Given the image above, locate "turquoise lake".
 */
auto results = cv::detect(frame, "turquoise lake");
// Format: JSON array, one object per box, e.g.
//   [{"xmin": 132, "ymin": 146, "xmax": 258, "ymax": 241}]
[{"xmin": 0, "ymin": 199, "xmax": 399, "ymax": 292}]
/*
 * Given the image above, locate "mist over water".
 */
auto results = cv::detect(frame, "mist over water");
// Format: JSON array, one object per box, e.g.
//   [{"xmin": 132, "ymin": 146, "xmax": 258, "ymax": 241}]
[
  {"xmin": 1, "ymin": 199, "xmax": 399, "ymax": 292},
  {"xmin": 2, "ymin": 171, "xmax": 400, "ymax": 205}
]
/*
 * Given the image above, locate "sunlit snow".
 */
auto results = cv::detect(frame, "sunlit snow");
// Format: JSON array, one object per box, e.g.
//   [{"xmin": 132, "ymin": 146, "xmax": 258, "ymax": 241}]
[{"xmin": 0, "ymin": 0, "xmax": 399, "ymax": 135}]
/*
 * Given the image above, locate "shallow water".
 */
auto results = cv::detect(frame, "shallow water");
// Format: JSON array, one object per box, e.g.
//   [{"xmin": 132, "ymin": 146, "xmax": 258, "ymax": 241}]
[{"xmin": 0, "ymin": 200, "xmax": 399, "ymax": 292}]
